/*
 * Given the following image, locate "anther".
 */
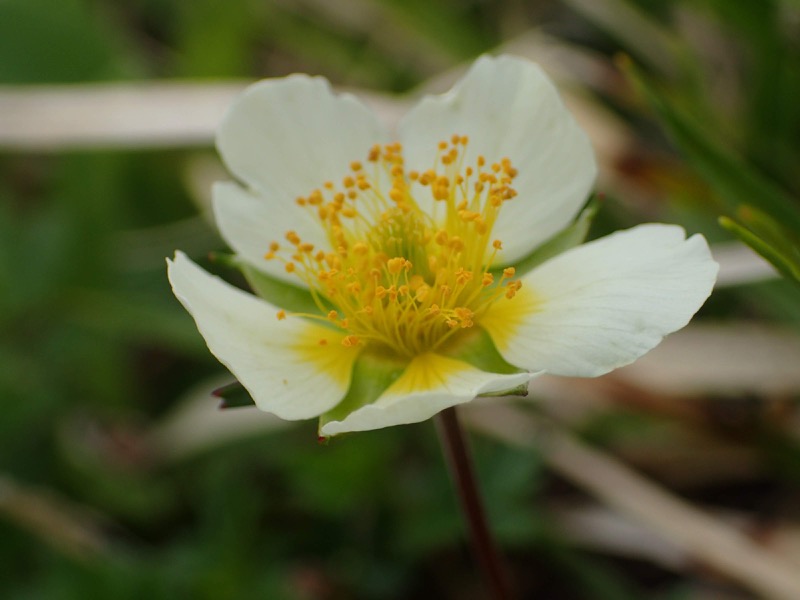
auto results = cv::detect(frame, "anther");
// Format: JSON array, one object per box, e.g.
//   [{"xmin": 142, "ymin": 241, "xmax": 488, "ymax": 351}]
[{"xmin": 341, "ymin": 335, "xmax": 360, "ymax": 347}]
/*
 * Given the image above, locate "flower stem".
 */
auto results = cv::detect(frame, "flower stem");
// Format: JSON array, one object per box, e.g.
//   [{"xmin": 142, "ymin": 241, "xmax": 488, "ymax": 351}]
[{"xmin": 435, "ymin": 406, "xmax": 513, "ymax": 600}]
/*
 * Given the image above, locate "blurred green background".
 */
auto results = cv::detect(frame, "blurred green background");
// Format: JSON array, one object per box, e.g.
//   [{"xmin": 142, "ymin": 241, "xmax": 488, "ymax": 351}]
[{"xmin": 2, "ymin": 0, "xmax": 800, "ymax": 598}]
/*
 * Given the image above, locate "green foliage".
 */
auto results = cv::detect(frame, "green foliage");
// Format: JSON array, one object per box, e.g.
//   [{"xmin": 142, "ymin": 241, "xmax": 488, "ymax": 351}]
[{"xmin": 615, "ymin": 4, "xmax": 800, "ymax": 292}]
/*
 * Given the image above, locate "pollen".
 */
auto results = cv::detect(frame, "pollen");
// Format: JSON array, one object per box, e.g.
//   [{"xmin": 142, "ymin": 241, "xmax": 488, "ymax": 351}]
[{"xmin": 267, "ymin": 135, "xmax": 522, "ymax": 358}]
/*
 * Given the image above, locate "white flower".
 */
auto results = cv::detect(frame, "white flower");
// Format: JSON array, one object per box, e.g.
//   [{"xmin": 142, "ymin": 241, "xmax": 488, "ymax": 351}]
[{"xmin": 168, "ymin": 55, "xmax": 718, "ymax": 437}]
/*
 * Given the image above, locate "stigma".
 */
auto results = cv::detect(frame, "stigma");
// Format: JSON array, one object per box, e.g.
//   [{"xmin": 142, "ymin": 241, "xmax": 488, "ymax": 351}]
[{"xmin": 265, "ymin": 135, "xmax": 522, "ymax": 358}]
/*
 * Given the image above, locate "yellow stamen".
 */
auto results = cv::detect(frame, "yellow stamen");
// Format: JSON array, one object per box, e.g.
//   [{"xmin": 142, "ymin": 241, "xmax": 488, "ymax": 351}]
[{"xmin": 267, "ymin": 135, "xmax": 523, "ymax": 358}]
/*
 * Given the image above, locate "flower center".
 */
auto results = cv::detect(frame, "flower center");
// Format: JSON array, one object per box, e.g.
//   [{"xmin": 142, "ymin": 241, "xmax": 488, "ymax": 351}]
[{"xmin": 267, "ymin": 134, "xmax": 522, "ymax": 358}]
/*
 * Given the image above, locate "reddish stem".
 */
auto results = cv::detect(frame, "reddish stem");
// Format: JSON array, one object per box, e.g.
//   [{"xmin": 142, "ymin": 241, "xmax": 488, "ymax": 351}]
[{"xmin": 435, "ymin": 406, "xmax": 513, "ymax": 600}]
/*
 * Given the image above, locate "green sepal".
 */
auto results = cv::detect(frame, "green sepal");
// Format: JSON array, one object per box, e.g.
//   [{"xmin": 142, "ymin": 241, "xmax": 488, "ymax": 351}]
[
  {"xmin": 719, "ymin": 209, "xmax": 800, "ymax": 285},
  {"xmin": 498, "ymin": 196, "xmax": 599, "ymax": 277},
  {"xmin": 441, "ymin": 326, "xmax": 522, "ymax": 375},
  {"xmin": 318, "ymin": 350, "xmax": 408, "ymax": 433},
  {"xmin": 212, "ymin": 381, "xmax": 256, "ymax": 409},
  {"xmin": 440, "ymin": 326, "xmax": 529, "ymax": 398},
  {"xmin": 210, "ymin": 251, "xmax": 325, "ymax": 314},
  {"xmin": 479, "ymin": 383, "xmax": 529, "ymax": 398}
]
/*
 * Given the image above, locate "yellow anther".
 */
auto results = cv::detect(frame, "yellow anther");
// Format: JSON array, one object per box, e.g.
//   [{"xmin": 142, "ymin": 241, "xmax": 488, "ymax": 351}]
[
  {"xmin": 327, "ymin": 310, "xmax": 339, "ymax": 321},
  {"xmin": 455, "ymin": 268, "xmax": 473, "ymax": 285},
  {"xmin": 341, "ymin": 335, "xmax": 360, "ymax": 347},
  {"xmin": 387, "ymin": 257, "xmax": 406, "ymax": 274},
  {"xmin": 350, "ymin": 161, "xmax": 362, "ymax": 171},
  {"xmin": 505, "ymin": 280, "xmax": 522, "ymax": 299},
  {"xmin": 482, "ymin": 273, "xmax": 494, "ymax": 286},
  {"xmin": 503, "ymin": 267, "xmax": 516, "ymax": 278},
  {"xmin": 276, "ymin": 310, "xmax": 286, "ymax": 320},
  {"xmin": 285, "ymin": 231, "xmax": 300, "ymax": 245},
  {"xmin": 448, "ymin": 237, "xmax": 465, "ymax": 252}
]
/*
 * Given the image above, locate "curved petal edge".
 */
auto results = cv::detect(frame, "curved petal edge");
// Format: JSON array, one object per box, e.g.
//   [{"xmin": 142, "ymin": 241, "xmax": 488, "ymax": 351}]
[
  {"xmin": 481, "ymin": 224, "xmax": 719, "ymax": 377},
  {"xmin": 167, "ymin": 252, "xmax": 358, "ymax": 420}
]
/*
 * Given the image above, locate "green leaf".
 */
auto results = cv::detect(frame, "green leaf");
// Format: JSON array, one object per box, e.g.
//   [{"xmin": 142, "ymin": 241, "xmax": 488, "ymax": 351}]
[
  {"xmin": 620, "ymin": 57, "xmax": 800, "ymax": 233},
  {"xmin": 318, "ymin": 351, "xmax": 408, "ymax": 434},
  {"xmin": 719, "ymin": 213, "xmax": 800, "ymax": 285},
  {"xmin": 500, "ymin": 197, "xmax": 599, "ymax": 277},
  {"xmin": 212, "ymin": 381, "xmax": 256, "ymax": 409}
]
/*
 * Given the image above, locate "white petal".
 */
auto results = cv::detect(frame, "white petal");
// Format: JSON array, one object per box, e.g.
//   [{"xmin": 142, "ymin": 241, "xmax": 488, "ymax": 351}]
[
  {"xmin": 167, "ymin": 252, "xmax": 359, "ymax": 419},
  {"xmin": 399, "ymin": 54, "xmax": 596, "ymax": 263},
  {"xmin": 319, "ymin": 353, "xmax": 535, "ymax": 436},
  {"xmin": 214, "ymin": 76, "xmax": 388, "ymax": 274},
  {"xmin": 212, "ymin": 181, "xmax": 318, "ymax": 285},
  {"xmin": 481, "ymin": 224, "xmax": 718, "ymax": 377},
  {"xmin": 217, "ymin": 75, "xmax": 387, "ymax": 199}
]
